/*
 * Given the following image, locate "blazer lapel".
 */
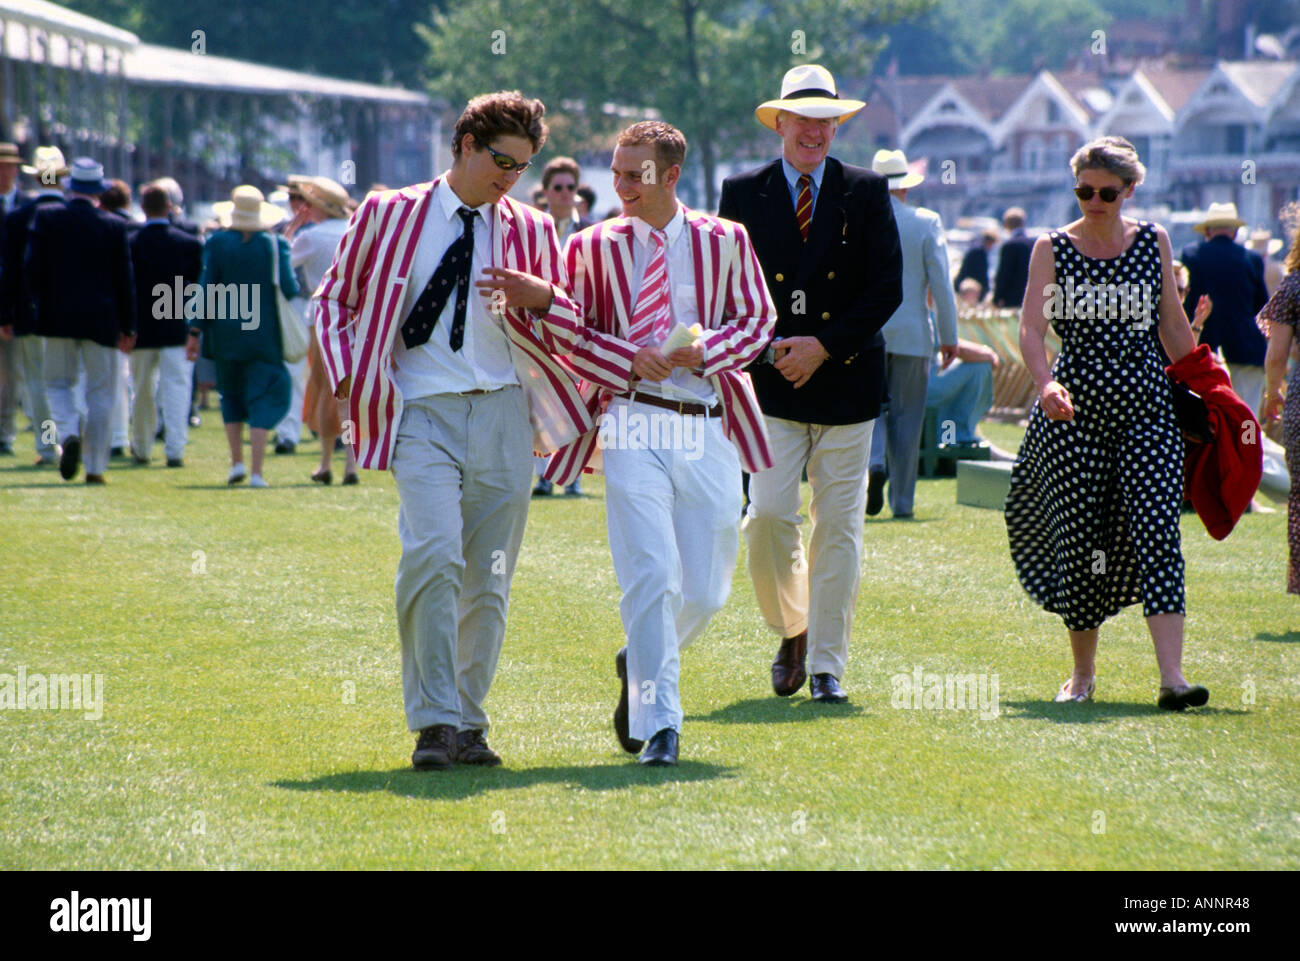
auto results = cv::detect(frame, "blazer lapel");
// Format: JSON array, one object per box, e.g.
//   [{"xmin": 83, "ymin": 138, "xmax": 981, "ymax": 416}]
[{"xmin": 604, "ymin": 220, "xmax": 636, "ymax": 338}]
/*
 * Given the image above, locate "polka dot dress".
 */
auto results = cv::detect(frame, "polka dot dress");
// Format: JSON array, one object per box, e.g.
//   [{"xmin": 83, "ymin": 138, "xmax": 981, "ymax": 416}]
[{"xmin": 1005, "ymin": 221, "xmax": 1185, "ymax": 631}]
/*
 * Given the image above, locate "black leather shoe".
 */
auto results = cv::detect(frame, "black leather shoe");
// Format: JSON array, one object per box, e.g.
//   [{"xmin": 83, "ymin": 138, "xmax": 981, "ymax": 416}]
[
  {"xmin": 866, "ymin": 471, "xmax": 886, "ymax": 516},
  {"xmin": 59, "ymin": 436, "xmax": 81, "ymax": 480},
  {"xmin": 771, "ymin": 631, "xmax": 807, "ymax": 697},
  {"xmin": 532, "ymin": 478, "xmax": 553, "ymax": 496},
  {"xmin": 274, "ymin": 440, "xmax": 296, "ymax": 454},
  {"xmin": 110, "ymin": 446, "xmax": 126, "ymax": 459},
  {"xmin": 456, "ymin": 728, "xmax": 502, "ymax": 766},
  {"xmin": 412, "ymin": 723, "xmax": 458, "ymax": 770},
  {"xmin": 613, "ymin": 646, "xmax": 644, "ymax": 754},
  {"xmin": 638, "ymin": 728, "xmax": 678, "ymax": 766},
  {"xmin": 166, "ymin": 458, "xmax": 184, "ymax": 468},
  {"xmin": 810, "ymin": 673, "xmax": 849, "ymax": 703}
]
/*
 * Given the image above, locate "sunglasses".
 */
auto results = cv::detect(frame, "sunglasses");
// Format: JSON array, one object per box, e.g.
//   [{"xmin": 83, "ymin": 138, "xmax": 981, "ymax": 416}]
[
  {"xmin": 483, "ymin": 143, "xmax": 532, "ymax": 174},
  {"xmin": 1074, "ymin": 185, "xmax": 1123, "ymax": 203},
  {"xmin": 549, "ymin": 183, "xmax": 576, "ymax": 192}
]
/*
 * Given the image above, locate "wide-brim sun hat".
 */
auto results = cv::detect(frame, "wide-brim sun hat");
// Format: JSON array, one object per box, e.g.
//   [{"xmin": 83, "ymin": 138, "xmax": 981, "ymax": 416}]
[
  {"xmin": 755, "ymin": 64, "xmax": 865, "ymax": 131},
  {"xmin": 21, "ymin": 145, "xmax": 69, "ymax": 178},
  {"xmin": 1193, "ymin": 202, "xmax": 1246, "ymax": 236},
  {"xmin": 212, "ymin": 185, "xmax": 285, "ymax": 231},
  {"xmin": 299, "ymin": 176, "xmax": 351, "ymax": 219}
]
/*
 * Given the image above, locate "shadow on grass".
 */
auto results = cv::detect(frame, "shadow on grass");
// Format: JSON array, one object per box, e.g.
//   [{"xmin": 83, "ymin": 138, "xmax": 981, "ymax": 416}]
[
  {"xmin": 1255, "ymin": 631, "xmax": 1300, "ymax": 643},
  {"xmin": 273, "ymin": 760, "xmax": 738, "ymax": 800},
  {"xmin": 1002, "ymin": 699, "xmax": 1250, "ymax": 723},
  {"xmin": 687, "ymin": 696, "xmax": 865, "ymax": 724}
]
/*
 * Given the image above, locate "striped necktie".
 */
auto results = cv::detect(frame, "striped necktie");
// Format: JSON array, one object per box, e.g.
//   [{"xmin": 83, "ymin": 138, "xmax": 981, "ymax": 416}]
[
  {"xmin": 628, "ymin": 228, "xmax": 671, "ymax": 346},
  {"xmin": 795, "ymin": 174, "xmax": 813, "ymax": 242}
]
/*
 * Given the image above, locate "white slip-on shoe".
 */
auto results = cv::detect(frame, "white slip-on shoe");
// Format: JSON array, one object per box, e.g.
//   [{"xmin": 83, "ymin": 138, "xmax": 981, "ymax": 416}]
[{"xmin": 227, "ymin": 463, "xmax": 248, "ymax": 485}]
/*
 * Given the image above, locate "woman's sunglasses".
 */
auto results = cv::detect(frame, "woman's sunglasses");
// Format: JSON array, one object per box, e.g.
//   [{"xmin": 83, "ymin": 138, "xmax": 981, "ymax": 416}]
[
  {"xmin": 1074, "ymin": 185, "xmax": 1122, "ymax": 202},
  {"xmin": 484, "ymin": 144, "xmax": 532, "ymax": 174}
]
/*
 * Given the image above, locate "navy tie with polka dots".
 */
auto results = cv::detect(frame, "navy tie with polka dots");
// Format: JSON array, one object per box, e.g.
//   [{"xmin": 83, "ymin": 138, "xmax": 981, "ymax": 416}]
[{"xmin": 400, "ymin": 206, "xmax": 476, "ymax": 351}]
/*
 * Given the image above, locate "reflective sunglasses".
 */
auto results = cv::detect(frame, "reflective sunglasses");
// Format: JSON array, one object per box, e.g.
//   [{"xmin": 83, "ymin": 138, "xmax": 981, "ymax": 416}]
[
  {"xmin": 484, "ymin": 144, "xmax": 532, "ymax": 173},
  {"xmin": 1074, "ymin": 185, "xmax": 1122, "ymax": 202}
]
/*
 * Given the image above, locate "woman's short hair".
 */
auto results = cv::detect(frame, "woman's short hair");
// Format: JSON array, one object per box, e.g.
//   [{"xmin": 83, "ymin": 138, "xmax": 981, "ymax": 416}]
[{"xmin": 1070, "ymin": 136, "xmax": 1146, "ymax": 187}]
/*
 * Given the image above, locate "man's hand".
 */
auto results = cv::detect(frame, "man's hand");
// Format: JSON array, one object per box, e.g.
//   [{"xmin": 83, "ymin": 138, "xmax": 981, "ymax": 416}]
[
  {"xmin": 335, "ymin": 375, "xmax": 352, "ymax": 400},
  {"xmin": 632, "ymin": 346, "xmax": 672, "ymax": 382},
  {"xmin": 773, "ymin": 335, "xmax": 830, "ymax": 389},
  {"xmin": 666, "ymin": 343, "xmax": 704, "ymax": 370},
  {"xmin": 185, "ymin": 334, "xmax": 200, "ymax": 361},
  {"xmin": 475, "ymin": 266, "xmax": 554, "ymax": 314},
  {"xmin": 117, "ymin": 332, "xmax": 136, "ymax": 354},
  {"xmin": 939, "ymin": 343, "xmax": 958, "ymax": 369}
]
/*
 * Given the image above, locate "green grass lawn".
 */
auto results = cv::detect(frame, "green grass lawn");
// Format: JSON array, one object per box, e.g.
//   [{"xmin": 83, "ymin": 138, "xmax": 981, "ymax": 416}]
[{"xmin": 2, "ymin": 413, "xmax": 1297, "ymax": 870}]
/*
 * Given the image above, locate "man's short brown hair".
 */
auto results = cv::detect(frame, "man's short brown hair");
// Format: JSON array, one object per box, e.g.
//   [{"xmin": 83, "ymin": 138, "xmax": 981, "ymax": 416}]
[
  {"xmin": 616, "ymin": 121, "xmax": 686, "ymax": 173},
  {"xmin": 140, "ymin": 182, "xmax": 171, "ymax": 218},
  {"xmin": 100, "ymin": 179, "xmax": 131, "ymax": 212},
  {"xmin": 1003, "ymin": 207, "xmax": 1026, "ymax": 230},
  {"xmin": 542, "ymin": 156, "xmax": 580, "ymax": 189},
  {"xmin": 452, "ymin": 90, "xmax": 548, "ymax": 158}
]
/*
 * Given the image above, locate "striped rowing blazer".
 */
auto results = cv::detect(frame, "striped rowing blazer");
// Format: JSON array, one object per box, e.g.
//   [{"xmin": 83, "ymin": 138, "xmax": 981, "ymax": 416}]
[
  {"xmin": 314, "ymin": 178, "xmax": 592, "ymax": 470},
  {"xmin": 543, "ymin": 208, "xmax": 777, "ymax": 484}
]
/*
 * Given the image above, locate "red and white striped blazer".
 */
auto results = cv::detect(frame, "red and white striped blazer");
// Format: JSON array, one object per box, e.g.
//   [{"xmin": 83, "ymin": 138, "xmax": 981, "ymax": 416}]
[
  {"xmin": 544, "ymin": 208, "xmax": 777, "ymax": 484},
  {"xmin": 314, "ymin": 179, "xmax": 592, "ymax": 471}
]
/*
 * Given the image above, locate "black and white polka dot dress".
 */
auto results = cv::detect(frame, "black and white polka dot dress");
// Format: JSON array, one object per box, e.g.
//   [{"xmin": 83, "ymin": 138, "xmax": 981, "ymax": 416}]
[{"xmin": 1005, "ymin": 221, "xmax": 1185, "ymax": 632}]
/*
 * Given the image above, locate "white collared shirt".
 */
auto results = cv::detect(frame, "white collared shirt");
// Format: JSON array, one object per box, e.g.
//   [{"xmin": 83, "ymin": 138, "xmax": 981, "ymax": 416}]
[
  {"xmin": 391, "ymin": 177, "xmax": 518, "ymax": 399},
  {"xmin": 627, "ymin": 206, "xmax": 715, "ymax": 405}
]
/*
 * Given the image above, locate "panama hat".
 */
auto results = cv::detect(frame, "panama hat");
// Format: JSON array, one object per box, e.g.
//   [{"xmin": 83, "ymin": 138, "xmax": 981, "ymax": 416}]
[
  {"xmin": 299, "ymin": 176, "xmax": 350, "ymax": 219},
  {"xmin": 67, "ymin": 157, "xmax": 109, "ymax": 195},
  {"xmin": 21, "ymin": 145, "xmax": 69, "ymax": 178},
  {"xmin": 755, "ymin": 64, "xmax": 865, "ymax": 131},
  {"xmin": 1193, "ymin": 202, "xmax": 1246, "ymax": 236},
  {"xmin": 275, "ymin": 174, "xmax": 311, "ymax": 200},
  {"xmin": 872, "ymin": 149, "xmax": 924, "ymax": 189},
  {"xmin": 212, "ymin": 185, "xmax": 285, "ymax": 231},
  {"xmin": 0, "ymin": 143, "xmax": 22, "ymax": 165},
  {"xmin": 1248, "ymin": 229, "xmax": 1283, "ymax": 257}
]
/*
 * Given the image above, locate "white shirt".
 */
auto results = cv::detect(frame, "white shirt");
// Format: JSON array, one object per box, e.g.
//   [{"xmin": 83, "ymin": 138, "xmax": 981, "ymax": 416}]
[
  {"xmin": 628, "ymin": 206, "xmax": 715, "ymax": 405},
  {"xmin": 291, "ymin": 217, "xmax": 348, "ymax": 303},
  {"xmin": 391, "ymin": 178, "xmax": 518, "ymax": 399}
]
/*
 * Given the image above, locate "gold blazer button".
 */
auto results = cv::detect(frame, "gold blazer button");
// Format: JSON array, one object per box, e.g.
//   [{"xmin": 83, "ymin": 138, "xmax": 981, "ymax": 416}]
[
  {"xmin": 774, "ymin": 273, "xmax": 784, "ymax": 282},
  {"xmin": 821, "ymin": 312, "xmax": 831, "ymax": 320},
  {"xmin": 827, "ymin": 271, "xmax": 835, "ymax": 279}
]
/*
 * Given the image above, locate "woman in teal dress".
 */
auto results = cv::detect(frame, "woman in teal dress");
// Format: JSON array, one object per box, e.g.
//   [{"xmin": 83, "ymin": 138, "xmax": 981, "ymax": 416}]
[{"xmin": 186, "ymin": 186, "xmax": 296, "ymax": 487}]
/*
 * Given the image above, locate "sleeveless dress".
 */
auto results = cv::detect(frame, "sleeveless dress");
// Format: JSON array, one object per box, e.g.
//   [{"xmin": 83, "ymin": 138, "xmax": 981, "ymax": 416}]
[
  {"xmin": 1256, "ymin": 270, "xmax": 1300, "ymax": 594},
  {"xmin": 1005, "ymin": 221, "xmax": 1185, "ymax": 631}
]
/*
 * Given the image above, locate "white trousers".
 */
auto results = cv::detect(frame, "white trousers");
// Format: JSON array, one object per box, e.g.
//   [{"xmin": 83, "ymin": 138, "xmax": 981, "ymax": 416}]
[
  {"xmin": 275, "ymin": 355, "xmax": 309, "ymax": 444},
  {"xmin": 110, "ymin": 351, "xmax": 130, "ymax": 449},
  {"xmin": 744, "ymin": 416, "xmax": 874, "ymax": 680},
  {"xmin": 603, "ymin": 398, "xmax": 743, "ymax": 740},
  {"xmin": 17, "ymin": 336, "xmax": 56, "ymax": 458},
  {"xmin": 1227, "ymin": 363, "xmax": 1264, "ymax": 419},
  {"xmin": 44, "ymin": 338, "xmax": 118, "ymax": 475},
  {"xmin": 130, "ymin": 346, "xmax": 195, "ymax": 460}
]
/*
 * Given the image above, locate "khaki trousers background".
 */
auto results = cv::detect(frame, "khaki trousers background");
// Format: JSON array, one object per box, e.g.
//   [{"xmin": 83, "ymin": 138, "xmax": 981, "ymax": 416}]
[{"xmin": 744, "ymin": 416, "xmax": 874, "ymax": 680}]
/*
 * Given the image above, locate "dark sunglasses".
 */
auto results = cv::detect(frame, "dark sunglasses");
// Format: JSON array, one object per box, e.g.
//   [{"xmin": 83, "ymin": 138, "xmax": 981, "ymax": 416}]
[
  {"xmin": 483, "ymin": 143, "xmax": 532, "ymax": 174},
  {"xmin": 1074, "ymin": 185, "xmax": 1122, "ymax": 202},
  {"xmin": 549, "ymin": 183, "xmax": 576, "ymax": 191}
]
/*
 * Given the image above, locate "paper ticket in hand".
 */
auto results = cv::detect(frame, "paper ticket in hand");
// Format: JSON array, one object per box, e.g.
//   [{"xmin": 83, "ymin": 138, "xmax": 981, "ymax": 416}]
[{"xmin": 660, "ymin": 323, "xmax": 703, "ymax": 353}]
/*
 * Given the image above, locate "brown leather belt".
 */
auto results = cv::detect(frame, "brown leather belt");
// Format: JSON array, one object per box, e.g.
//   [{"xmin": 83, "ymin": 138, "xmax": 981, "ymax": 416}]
[{"xmin": 617, "ymin": 392, "xmax": 722, "ymax": 417}]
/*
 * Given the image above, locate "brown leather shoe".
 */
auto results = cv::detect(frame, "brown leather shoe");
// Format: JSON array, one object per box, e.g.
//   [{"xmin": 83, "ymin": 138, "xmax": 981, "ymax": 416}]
[
  {"xmin": 771, "ymin": 631, "xmax": 808, "ymax": 697},
  {"xmin": 84, "ymin": 473, "xmax": 107, "ymax": 485},
  {"xmin": 456, "ymin": 728, "xmax": 502, "ymax": 766},
  {"xmin": 411, "ymin": 723, "xmax": 457, "ymax": 770}
]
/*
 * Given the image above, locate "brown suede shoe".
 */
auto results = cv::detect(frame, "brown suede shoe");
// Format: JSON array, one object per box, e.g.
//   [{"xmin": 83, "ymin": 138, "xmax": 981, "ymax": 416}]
[
  {"xmin": 411, "ymin": 724, "xmax": 457, "ymax": 770},
  {"xmin": 456, "ymin": 728, "xmax": 502, "ymax": 766},
  {"xmin": 771, "ymin": 631, "xmax": 808, "ymax": 697}
]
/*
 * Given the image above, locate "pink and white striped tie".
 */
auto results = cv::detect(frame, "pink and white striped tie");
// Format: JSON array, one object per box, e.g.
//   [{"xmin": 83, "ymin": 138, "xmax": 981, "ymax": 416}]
[{"xmin": 628, "ymin": 229, "xmax": 672, "ymax": 346}]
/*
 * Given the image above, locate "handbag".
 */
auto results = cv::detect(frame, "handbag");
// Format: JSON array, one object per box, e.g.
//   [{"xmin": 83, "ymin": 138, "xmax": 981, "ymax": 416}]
[
  {"xmin": 1167, "ymin": 375, "xmax": 1213, "ymax": 444},
  {"xmin": 268, "ymin": 233, "xmax": 309, "ymax": 363}
]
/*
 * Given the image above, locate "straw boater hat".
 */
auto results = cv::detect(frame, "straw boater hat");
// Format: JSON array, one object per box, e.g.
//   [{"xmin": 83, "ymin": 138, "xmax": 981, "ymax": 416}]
[
  {"xmin": 275, "ymin": 174, "xmax": 311, "ymax": 200},
  {"xmin": 299, "ymin": 176, "xmax": 350, "ymax": 219},
  {"xmin": 21, "ymin": 145, "xmax": 69, "ymax": 178},
  {"xmin": 212, "ymin": 185, "xmax": 284, "ymax": 231},
  {"xmin": 1193, "ymin": 202, "xmax": 1246, "ymax": 236},
  {"xmin": 0, "ymin": 143, "xmax": 21, "ymax": 165},
  {"xmin": 871, "ymin": 148, "xmax": 924, "ymax": 190},
  {"xmin": 1248, "ymin": 228, "xmax": 1284, "ymax": 257},
  {"xmin": 755, "ymin": 64, "xmax": 866, "ymax": 130}
]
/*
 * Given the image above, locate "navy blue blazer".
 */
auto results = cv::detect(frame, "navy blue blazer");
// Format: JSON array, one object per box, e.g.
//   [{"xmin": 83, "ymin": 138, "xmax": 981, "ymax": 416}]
[
  {"xmin": 993, "ymin": 230, "xmax": 1033, "ymax": 308},
  {"xmin": 718, "ymin": 157, "xmax": 902, "ymax": 425},
  {"xmin": 26, "ymin": 197, "xmax": 135, "ymax": 347},
  {"xmin": 130, "ymin": 222, "xmax": 204, "ymax": 349},
  {"xmin": 1180, "ymin": 236, "xmax": 1269, "ymax": 367},
  {"xmin": 954, "ymin": 245, "xmax": 989, "ymax": 298},
  {"xmin": 0, "ymin": 194, "xmax": 63, "ymax": 335}
]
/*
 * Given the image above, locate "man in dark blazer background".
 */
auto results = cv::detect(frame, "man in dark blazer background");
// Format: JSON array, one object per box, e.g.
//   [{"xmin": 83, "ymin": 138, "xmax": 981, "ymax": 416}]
[
  {"xmin": 992, "ymin": 206, "xmax": 1032, "ymax": 308},
  {"xmin": 128, "ymin": 182, "xmax": 203, "ymax": 467},
  {"xmin": 719, "ymin": 64, "xmax": 903, "ymax": 705},
  {"xmin": 26, "ymin": 157, "xmax": 136, "ymax": 483},
  {"xmin": 954, "ymin": 228, "xmax": 996, "ymax": 300},
  {"xmin": 1180, "ymin": 201, "xmax": 1269, "ymax": 415}
]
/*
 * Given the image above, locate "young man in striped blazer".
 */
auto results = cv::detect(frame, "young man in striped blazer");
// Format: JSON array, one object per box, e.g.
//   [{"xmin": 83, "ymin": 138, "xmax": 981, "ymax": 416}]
[
  {"xmin": 544, "ymin": 121, "xmax": 777, "ymax": 765},
  {"xmin": 315, "ymin": 91, "xmax": 592, "ymax": 771}
]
